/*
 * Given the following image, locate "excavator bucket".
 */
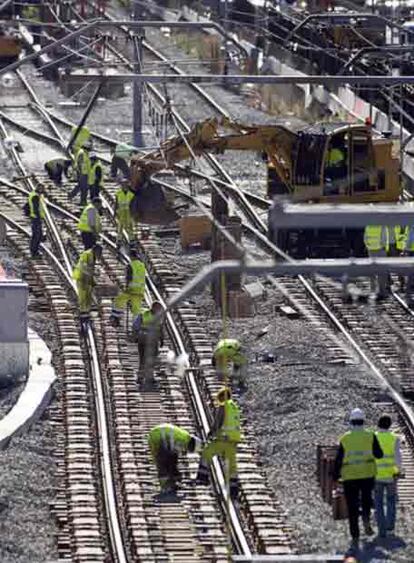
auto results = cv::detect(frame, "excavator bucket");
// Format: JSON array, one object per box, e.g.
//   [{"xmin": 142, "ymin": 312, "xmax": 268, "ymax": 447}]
[{"xmin": 130, "ymin": 181, "xmax": 178, "ymax": 224}]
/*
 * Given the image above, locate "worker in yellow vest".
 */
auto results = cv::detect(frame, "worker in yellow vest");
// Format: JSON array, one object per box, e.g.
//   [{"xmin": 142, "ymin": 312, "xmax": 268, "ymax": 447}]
[
  {"xmin": 213, "ymin": 338, "xmax": 247, "ymax": 388},
  {"xmin": 77, "ymin": 197, "xmax": 102, "ymax": 250},
  {"xmin": 88, "ymin": 152, "xmax": 104, "ymax": 200},
  {"xmin": 148, "ymin": 424, "xmax": 202, "ymax": 495},
  {"xmin": 196, "ymin": 386, "xmax": 242, "ymax": 498},
  {"xmin": 110, "ymin": 248, "xmax": 146, "ymax": 326},
  {"xmin": 69, "ymin": 142, "xmax": 91, "ymax": 207},
  {"xmin": 364, "ymin": 225, "xmax": 389, "ymax": 300},
  {"xmin": 374, "ymin": 415, "xmax": 402, "ymax": 538},
  {"xmin": 333, "ymin": 408, "xmax": 383, "ymax": 545},
  {"xmin": 405, "ymin": 225, "xmax": 414, "ymax": 302},
  {"xmin": 132, "ymin": 301, "xmax": 164, "ymax": 384},
  {"xmin": 115, "ymin": 180, "xmax": 135, "ymax": 242},
  {"xmin": 26, "ymin": 185, "xmax": 45, "ymax": 258},
  {"xmin": 72, "ymin": 244, "xmax": 102, "ymax": 331}
]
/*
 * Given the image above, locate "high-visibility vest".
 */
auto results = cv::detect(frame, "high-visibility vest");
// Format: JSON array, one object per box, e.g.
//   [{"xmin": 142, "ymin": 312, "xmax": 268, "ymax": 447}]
[
  {"xmin": 72, "ymin": 249, "xmax": 94, "ymax": 283},
  {"xmin": 364, "ymin": 225, "xmax": 389, "ymax": 252},
  {"xmin": 88, "ymin": 160, "xmax": 103, "ymax": 187},
  {"xmin": 28, "ymin": 190, "xmax": 45, "ymax": 219},
  {"xmin": 340, "ymin": 430, "xmax": 376, "ymax": 481},
  {"xmin": 327, "ymin": 147, "xmax": 345, "ymax": 167},
  {"xmin": 77, "ymin": 204, "xmax": 101, "ymax": 233},
  {"xmin": 217, "ymin": 399, "xmax": 241, "ymax": 443},
  {"xmin": 22, "ymin": 4, "xmax": 40, "ymax": 21},
  {"xmin": 128, "ymin": 259, "xmax": 145, "ymax": 294},
  {"xmin": 142, "ymin": 309, "xmax": 154, "ymax": 327},
  {"xmin": 405, "ymin": 226, "xmax": 414, "ymax": 251},
  {"xmin": 115, "ymin": 189, "xmax": 134, "ymax": 214},
  {"xmin": 214, "ymin": 339, "xmax": 246, "ymax": 366},
  {"xmin": 148, "ymin": 423, "xmax": 191, "ymax": 452},
  {"xmin": 71, "ymin": 126, "xmax": 91, "ymax": 156},
  {"xmin": 394, "ymin": 226, "xmax": 408, "ymax": 251},
  {"xmin": 75, "ymin": 148, "xmax": 90, "ymax": 176},
  {"xmin": 375, "ymin": 431, "xmax": 398, "ymax": 481}
]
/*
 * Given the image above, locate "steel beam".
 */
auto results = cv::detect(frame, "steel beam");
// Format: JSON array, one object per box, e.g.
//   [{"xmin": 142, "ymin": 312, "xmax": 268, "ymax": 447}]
[
  {"xmin": 269, "ymin": 202, "xmax": 414, "ymax": 229},
  {"xmin": 57, "ymin": 72, "xmax": 414, "ymax": 85}
]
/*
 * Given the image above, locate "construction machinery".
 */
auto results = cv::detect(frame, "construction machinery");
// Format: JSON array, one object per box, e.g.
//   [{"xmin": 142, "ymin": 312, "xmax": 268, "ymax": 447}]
[
  {"xmin": 0, "ymin": 25, "xmax": 21, "ymax": 65},
  {"xmin": 130, "ymin": 117, "xmax": 400, "ymax": 257}
]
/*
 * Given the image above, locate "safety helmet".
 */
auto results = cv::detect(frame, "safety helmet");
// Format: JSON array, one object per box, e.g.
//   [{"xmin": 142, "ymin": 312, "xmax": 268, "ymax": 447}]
[
  {"xmin": 215, "ymin": 386, "xmax": 231, "ymax": 404},
  {"xmin": 90, "ymin": 151, "xmax": 97, "ymax": 159},
  {"xmin": 188, "ymin": 436, "xmax": 203, "ymax": 453},
  {"xmin": 349, "ymin": 408, "xmax": 364, "ymax": 422}
]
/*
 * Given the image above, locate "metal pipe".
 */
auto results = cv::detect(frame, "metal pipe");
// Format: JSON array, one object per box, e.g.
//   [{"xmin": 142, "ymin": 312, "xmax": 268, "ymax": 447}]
[{"xmin": 67, "ymin": 81, "xmax": 104, "ymax": 153}]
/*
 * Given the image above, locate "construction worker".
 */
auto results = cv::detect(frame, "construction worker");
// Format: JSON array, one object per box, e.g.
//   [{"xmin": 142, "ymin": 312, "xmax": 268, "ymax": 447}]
[
  {"xmin": 69, "ymin": 141, "xmax": 91, "ymax": 207},
  {"xmin": 364, "ymin": 225, "xmax": 389, "ymax": 300},
  {"xmin": 374, "ymin": 414, "xmax": 402, "ymax": 538},
  {"xmin": 114, "ymin": 179, "xmax": 135, "ymax": 242},
  {"xmin": 44, "ymin": 157, "xmax": 72, "ymax": 186},
  {"xmin": 325, "ymin": 136, "xmax": 347, "ymax": 194},
  {"xmin": 27, "ymin": 184, "xmax": 45, "ymax": 258},
  {"xmin": 110, "ymin": 143, "xmax": 136, "ymax": 179},
  {"xmin": 132, "ymin": 301, "xmax": 164, "ymax": 378},
  {"xmin": 148, "ymin": 423, "xmax": 202, "ymax": 495},
  {"xmin": 77, "ymin": 197, "xmax": 102, "ymax": 250},
  {"xmin": 333, "ymin": 408, "xmax": 383, "ymax": 546},
  {"xmin": 88, "ymin": 152, "xmax": 104, "ymax": 201},
  {"xmin": 21, "ymin": 0, "xmax": 41, "ymax": 43},
  {"xmin": 196, "ymin": 386, "xmax": 242, "ymax": 497},
  {"xmin": 72, "ymin": 244, "xmax": 102, "ymax": 330},
  {"xmin": 110, "ymin": 248, "xmax": 146, "ymax": 326},
  {"xmin": 405, "ymin": 224, "xmax": 414, "ymax": 302},
  {"xmin": 213, "ymin": 338, "xmax": 247, "ymax": 388},
  {"xmin": 70, "ymin": 126, "xmax": 91, "ymax": 158}
]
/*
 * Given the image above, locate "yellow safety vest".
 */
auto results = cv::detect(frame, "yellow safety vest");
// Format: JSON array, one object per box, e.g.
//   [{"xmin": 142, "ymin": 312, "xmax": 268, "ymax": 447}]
[
  {"xmin": 115, "ymin": 189, "xmax": 134, "ymax": 214},
  {"xmin": 73, "ymin": 249, "xmax": 94, "ymax": 283},
  {"xmin": 364, "ymin": 225, "xmax": 389, "ymax": 252},
  {"xmin": 142, "ymin": 309, "xmax": 154, "ymax": 327},
  {"xmin": 375, "ymin": 431, "xmax": 398, "ymax": 481},
  {"xmin": 217, "ymin": 399, "xmax": 241, "ymax": 443},
  {"xmin": 75, "ymin": 148, "xmax": 90, "ymax": 176},
  {"xmin": 327, "ymin": 147, "xmax": 345, "ymax": 167},
  {"xmin": 395, "ymin": 226, "xmax": 408, "ymax": 251},
  {"xmin": 71, "ymin": 126, "xmax": 91, "ymax": 156},
  {"xmin": 77, "ymin": 204, "xmax": 101, "ymax": 233},
  {"xmin": 22, "ymin": 4, "xmax": 40, "ymax": 21},
  {"xmin": 88, "ymin": 160, "xmax": 103, "ymax": 187},
  {"xmin": 128, "ymin": 259, "xmax": 146, "ymax": 294},
  {"xmin": 148, "ymin": 423, "xmax": 191, "ymax": 451},
  {"xmin": 340, "ymin": 430, "xmax": 376, "ymax": 481},
  {"xmin": 214, "ymin": 339, "xmax": 246, "ymax": 366},
  {"xmin": 28, "ymin": 190, "xmax": 45, "ymax": 219}
]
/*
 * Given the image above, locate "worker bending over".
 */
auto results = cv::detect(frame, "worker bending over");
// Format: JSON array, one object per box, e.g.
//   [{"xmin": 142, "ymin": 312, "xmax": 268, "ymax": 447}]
[
  {"xmin": 110, "ymin": 248, "xmax": 146, "ymax": 326},
  {"xmin": 77, "ymin": 197, "xmax": 102, "ymax": 250},
  {"xmin": 375, "ymin": 414, "xmax": 402, "ymax": 538},
  {"xmin": 72, "ymin": 244, "xmax": 102, "ymax": 331},
  {"xmin": 333, "ymin": 408, "xmax": 383, "ymax": 546},
  {"xmin": 115, "ymin": 179, "xmax": 135, "ymax": 242},
  {"xmin": 110, "ymin": 143, "xmax": 136, "ymax": 179},
  {"xmin": 148, "ymin": 423, "xmax": 202, "ymax": 495},
  {"xmin": 213, "ymin": 338, "xmax": 247, "ymax": 388},
  {"xmin": 27, "ymin": 184, "xmax": 45, "ymax": 258},
  {"xmin": 88, "ymin": 152, "xmax": 103, "ymax": 200},
  {"xmin": 196, "ymin": 386, "xmax": 242, "ymax": 497},
  {"xmin": 44, "ymin": 157, "xmax": 72, "ymax": 186},
  {"xmin": 69, "ymin": 141, "xmax": 91, "ymax": 207},
  {"xmin": 132, "ymin": 301, "xmax": 164, "ymax": 380}
]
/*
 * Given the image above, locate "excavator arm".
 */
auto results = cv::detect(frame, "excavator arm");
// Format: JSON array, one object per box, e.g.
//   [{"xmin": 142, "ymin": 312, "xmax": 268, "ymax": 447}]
[{"xmin": 130, "ymin": 117, "xmax": 298, "ymax": 192}]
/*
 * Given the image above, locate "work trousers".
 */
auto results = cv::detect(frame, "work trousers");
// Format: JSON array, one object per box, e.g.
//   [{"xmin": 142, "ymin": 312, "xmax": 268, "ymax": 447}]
[
  {"xmin": 70, "ymin": 174, "xmax": 88, "ymax": 207},
  {"xmin": 30, "ymin": 218, "xmax": 43, "ymax": 257},
  {"xmin": 76, "ymin": 282, "xmax": 93, "ymax": 314},
  {"xmin": 45, "ymin": 162, "xmax": 63, "ymax": 185},
  {"xmin": 343, "ymin": 477, "xmax": 375, "ymax": 540},
  {"xmin": 137, "ymin": 330, "xmax": 160, "ymax": 370},
  {"xmin": 375, "ymin": 480, "xmax": 397, "ymax": 536},
  {"xmin": 89, "ymin": 184, "xmax": 100, "ymax": 201},
  {"xmin": 111, "ymin": 155, "xmax": 130, "ymax": 179},
  {"xmin": 153, "ymin": 445, "xmax": 179, "ymax": 491},
  {"xmin": 201, "ymin": 439, "xmax": 238, "ymax": 480},
  {"xmin": 81, "ymin": 231, "xmax": 96, "ymax": 251},
  {"xmin": 367, "ymin": 249, "xmax": 388, "ymax": 297},
  {"xmin": 114, "ymin": 291, "xmax": 143, "ymax": 317},
  {"xmin": 116, "ymin": 211, "xmax": 134, "ymax": 239}
]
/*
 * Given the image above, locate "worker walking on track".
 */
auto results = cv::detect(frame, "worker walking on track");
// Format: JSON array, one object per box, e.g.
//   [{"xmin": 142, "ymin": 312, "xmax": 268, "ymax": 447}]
[
  {"xmin": 88, "ymin": 152, "xmax": 104, "ymax": 200},
  {"xmin": 110, "ymin": 248, "xmax": 146, "ymax": 326},
  {"xmin": 196, "ymin": 386, "xmax": 242, "ymax": 498},
  {"xmin": 364, "ymin": 225, "xmax": 390, "ymax": 300},
  {"xmin": 115, "ymin": 179, "xmax": 135, "ymax": 242},
  {"xmin": 132, "ymin": 301, "xmax": 164, "ymax": 381},
  {"xmin": 333, "ymin": 408, "xmax": 383, "ymax": 546},
  {"xmin": 374, "ymin": 414, "xmax": 402, "ymax": 538},
  {"xmin": 72, "ymin": 244, "xmax": 102, "ymax": 331},
  {"xmin": 213, "ymin": 338, "xmax": 247, "ymax": 388},
  {"xmin": 69, "ymin": 141, "xmax": 91, "ymax": 207},
  {"xmin": 148, "ymin": 423, "xmax": 202, "ymax": 495},
  {"xmin": 44, "ymin": 157, "xmax": 72, "ymax": 186},
  {"xmin": 77, "ymin": 197, "xmax": 102, "ymax": 250},
  {"xmin": 27, "ymin": 184, "xmax": 45, "ymax": 258}
]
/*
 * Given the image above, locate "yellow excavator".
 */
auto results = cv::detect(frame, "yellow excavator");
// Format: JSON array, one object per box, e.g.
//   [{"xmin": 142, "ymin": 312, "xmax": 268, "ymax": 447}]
[{"xmin": 130, "ymin": 116, "xmax": 400, "ymax": 257}]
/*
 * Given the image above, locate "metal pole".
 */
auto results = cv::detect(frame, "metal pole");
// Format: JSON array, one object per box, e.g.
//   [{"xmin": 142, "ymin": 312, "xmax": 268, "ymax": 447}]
[
  {"xmin": 67, "ymin": 81, "xmax": 104, "ymax": 153},
  {"xmin": 132, "ymin": 3, "xmax": 144, "ymax": 148}
]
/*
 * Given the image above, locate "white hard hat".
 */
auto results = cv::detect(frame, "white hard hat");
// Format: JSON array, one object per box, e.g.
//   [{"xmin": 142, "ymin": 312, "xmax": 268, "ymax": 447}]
[{"xmin": 349, "ymin": 408, "xmax": 365, "ymax": 422}]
